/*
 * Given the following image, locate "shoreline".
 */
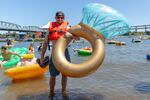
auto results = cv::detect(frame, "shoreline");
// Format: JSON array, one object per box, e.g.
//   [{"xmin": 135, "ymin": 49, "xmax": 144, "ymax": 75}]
[{"xmin": 0, "ymin": 38, "xmax": 45, "ymax": 42}]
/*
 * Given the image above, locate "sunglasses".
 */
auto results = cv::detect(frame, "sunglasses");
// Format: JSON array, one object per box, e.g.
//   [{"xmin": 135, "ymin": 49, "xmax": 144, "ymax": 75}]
[{"xmin": 56, "ymin": 16, "xmax": 64, "ymax": 19}]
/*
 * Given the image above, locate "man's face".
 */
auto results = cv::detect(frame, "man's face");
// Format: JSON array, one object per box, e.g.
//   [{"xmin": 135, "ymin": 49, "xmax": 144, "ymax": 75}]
[
  {"xmin": 55, "ymin": 15, "xmax": 64, "ymax": 24},
  {"xmin": 1, "ymin": 48, "xmax": 6, "ymax": 53}
]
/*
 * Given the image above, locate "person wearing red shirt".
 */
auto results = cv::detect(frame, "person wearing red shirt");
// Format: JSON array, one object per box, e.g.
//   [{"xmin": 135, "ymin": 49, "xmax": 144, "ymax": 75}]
[{"xmin": 40, "ymin": 11, "xmax": 78, "ymax": 98}]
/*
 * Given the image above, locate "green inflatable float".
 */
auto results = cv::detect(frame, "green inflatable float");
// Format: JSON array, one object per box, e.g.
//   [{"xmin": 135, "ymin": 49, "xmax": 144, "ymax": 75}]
[
  {"xmin": 0, "ymin": 47, "xmax": 28, "ymax": 68},
  {"xmin": 78, "ymin": 49, "xmax": 92, "ymax": 56}
]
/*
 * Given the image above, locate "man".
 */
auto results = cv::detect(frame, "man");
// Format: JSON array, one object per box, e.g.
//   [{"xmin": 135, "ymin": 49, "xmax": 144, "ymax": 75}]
[
  {"xmin": 40, "ymin": 11, "xmax": 78, "ymax": 97},
  {"xmin": 0, "ymin": 46, "xmax": 21, "ymax": 68}
]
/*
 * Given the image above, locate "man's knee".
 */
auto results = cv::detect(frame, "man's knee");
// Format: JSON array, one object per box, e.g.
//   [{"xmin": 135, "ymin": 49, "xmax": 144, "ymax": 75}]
[
  {"xmin": 62, "ymin": 74, "xmax": 67, "ymax": 78},
  {"xmin": 50, "ymin": 76, "xmax": 56, "ymax": 80}
]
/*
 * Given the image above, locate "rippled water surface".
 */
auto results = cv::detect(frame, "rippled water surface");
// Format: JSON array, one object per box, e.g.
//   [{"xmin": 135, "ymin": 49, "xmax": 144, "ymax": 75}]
[{"xmin": 0, "ymin": 36, "xmax": 150, "ymax": 100}]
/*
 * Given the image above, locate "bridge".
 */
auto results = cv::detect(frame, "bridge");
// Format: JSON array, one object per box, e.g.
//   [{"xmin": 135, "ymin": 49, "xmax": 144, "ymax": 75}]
[
  {"xmin": 0, "ymin": 21, "xmax": 150, "ymax": 34},
  {"xmin": 131, "ymin": 25, "xmax": 150, "ymax": 32},
  {"xmin": 0, "ymin": 21, "xmax": 47, "ymax": 32}
]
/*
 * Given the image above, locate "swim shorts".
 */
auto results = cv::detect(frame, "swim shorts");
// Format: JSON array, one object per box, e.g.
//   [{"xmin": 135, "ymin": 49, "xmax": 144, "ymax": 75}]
[{"xmin": 49, "ymin": 48, "xmax": 71, "ymax": 76}]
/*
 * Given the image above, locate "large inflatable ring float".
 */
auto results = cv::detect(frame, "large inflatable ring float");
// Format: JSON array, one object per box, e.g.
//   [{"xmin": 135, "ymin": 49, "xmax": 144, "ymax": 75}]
[
  {"xmin": 53, "ymin": 23, "xmax": 105, "ymax": 78},
  {"xmin": 53, "ymin": 3, "xmax": 130, "ymax": 78}
]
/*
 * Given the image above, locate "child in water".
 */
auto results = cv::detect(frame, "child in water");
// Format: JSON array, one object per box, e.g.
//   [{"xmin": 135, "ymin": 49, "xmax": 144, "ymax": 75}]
[
  {"xmin": 28, "ymin": 43, "xmax": 34, "ymax": 54},
  {"xmin": 17, "ymin": 43, "xmax": 36, "ymax": 66},
  {"xmin": 7, "ymin": 39, "xmax": 12, "ymax": 45}
]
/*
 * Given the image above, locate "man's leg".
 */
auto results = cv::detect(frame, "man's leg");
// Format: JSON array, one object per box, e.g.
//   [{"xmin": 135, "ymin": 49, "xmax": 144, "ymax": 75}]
[
  {"xmin": 49, "ymin": 76, "xmax": 56, "ymax": 96},
  {"xmin": 0, "ymin": 63, "xmax": 2, "ymax": 68},
  {"xmin": 0, "ymin": 61, "xmax": 5, "ymax": 68},
  {"xmin": 61, "ymin": 74, "xmax": 67, "ymax": 96},
  {"xmin": 61, "ymin": 48, "xmax": 70, "ymax": 97},
  {"xmin": 49, "ymin": 55, "xmax": 60, "ymax": 97}
]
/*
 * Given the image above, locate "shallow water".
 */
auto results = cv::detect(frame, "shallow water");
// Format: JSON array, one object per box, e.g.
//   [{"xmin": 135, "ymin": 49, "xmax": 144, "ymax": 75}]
[{"xmin": 0, "ymin": 36, "xmax": 150, "ymax": 100}]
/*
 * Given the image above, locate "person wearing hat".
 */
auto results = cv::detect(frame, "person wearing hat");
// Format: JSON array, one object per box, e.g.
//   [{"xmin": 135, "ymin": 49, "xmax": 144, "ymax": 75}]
[{"xmin": 40, "ymin": 11, "xmax": 79, "ymax": 98}]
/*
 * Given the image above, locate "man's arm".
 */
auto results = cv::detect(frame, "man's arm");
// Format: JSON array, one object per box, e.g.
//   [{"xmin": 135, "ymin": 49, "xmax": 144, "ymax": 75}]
[
  {"xmin": 8, "ymin": 51, "xmax": 21, "ymax": 57},
  {"xmin": 40, "ymin": 36, "xmax": 48, "ymax": 62}
]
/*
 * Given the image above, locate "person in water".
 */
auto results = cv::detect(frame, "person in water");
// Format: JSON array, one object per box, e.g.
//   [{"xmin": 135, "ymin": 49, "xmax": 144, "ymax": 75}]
[
  {"xmin": 28, "ymin": 43, "xmax": 34, "ymax": 53},
  {"xmin": 38, "ymin": 42, "xmax": 43, "ymax": 52},
  {"xmin": 40, "ymin": 11, "xmax": 79, "ymax": 97},
  {"xmin": 0, "ymin": 46, "xmax": 22, "ymax": 68},
  {"xmin": 7, "ymin": 39, "xmax": 12, "ymax": 45}
]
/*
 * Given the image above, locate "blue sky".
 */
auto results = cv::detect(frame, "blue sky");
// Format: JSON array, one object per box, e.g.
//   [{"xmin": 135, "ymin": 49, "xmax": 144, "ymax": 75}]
[{"xmin": 0, "ymin": 0, "xmax": 150, "ymax": 27}]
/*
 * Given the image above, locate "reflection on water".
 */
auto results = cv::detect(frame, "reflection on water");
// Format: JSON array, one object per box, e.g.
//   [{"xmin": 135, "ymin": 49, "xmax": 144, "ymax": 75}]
[
  {"xmin": 17, "ymin": 89, "xmax": 104, "ymax": 100},
  {"xmin": 0, "ymin": 76, "xmax": 48, "ymax": 100},
  {"xmin": 135, "ymin": 82, "xmax": 150, "ymax": 94},
  {"xmin": 0, "ymin": 36, "xmax": 150, "ymax": 100}
]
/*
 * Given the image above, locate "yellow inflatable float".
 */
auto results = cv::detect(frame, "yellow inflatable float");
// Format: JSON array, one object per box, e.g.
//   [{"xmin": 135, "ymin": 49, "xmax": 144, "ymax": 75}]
[
  {"xmin": 5, "ymin": 64, "xmax": 48, "ymax": 80},
  {"xmin": 22, "ymin": 54, "xmax": 35, "ymax": 59}
]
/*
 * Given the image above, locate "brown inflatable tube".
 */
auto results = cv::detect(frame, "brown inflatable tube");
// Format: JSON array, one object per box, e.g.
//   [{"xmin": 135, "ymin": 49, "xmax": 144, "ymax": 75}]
[{"xmin": 52, "ymin": 22, "xmax": 105, "ymax": 78}]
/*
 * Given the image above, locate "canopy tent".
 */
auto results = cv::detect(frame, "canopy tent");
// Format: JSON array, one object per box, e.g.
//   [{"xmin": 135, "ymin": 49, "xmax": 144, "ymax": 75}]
[
  {"xmin": 16, "ymin": 32, "xmax": 26, "ymax": 35},
  {"xmin": 41, "ymin": 21, "xmax": 51, "ymax": 29}
]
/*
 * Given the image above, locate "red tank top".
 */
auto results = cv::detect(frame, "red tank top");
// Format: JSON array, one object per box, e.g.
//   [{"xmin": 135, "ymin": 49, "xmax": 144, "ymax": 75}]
[{"xmin": 48, "ymin": 21, "xmax": 68, "ymax": 40}]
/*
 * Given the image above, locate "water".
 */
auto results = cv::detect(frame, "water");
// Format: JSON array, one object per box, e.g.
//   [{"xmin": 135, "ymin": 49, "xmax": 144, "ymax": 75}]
[{"xmin": 0, "ymin": 36, "xmax": 150, "ymax": 100}]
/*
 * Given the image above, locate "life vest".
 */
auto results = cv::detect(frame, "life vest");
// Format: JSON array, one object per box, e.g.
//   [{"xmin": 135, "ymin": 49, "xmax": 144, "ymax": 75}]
[
  {"xmin": 48, "ymin": 21, "xmax": 68, "ymax": 40},
  {"xmin": 29, "ymin": 46, "xmax": 34, "ymax": 52}
]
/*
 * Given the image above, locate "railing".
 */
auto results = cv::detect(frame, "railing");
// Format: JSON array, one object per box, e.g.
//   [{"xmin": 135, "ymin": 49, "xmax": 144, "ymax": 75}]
[
  {"xmin": 0, "ymin": 21, "xmax": 150, "ymax": 33},
  {"xmin": 0, "ymin": 21, "xmax": 47, "ymax": 32}
]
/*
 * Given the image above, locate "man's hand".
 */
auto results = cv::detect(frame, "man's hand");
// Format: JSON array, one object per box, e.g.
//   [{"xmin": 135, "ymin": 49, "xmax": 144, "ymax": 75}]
[
  {"xmin": 63, "ymin": 32, "xmax": 80, "ymax": 42},
  {"xmin": 40, "ymin": 57, "xmax": 44, "ymax": 64},
  {"xmin": 73, "ymin": 35, "xmax": 80, "ymax": 40},
  {"xmin": 64, "ymin": 32, "xmax": 72, "ymax": 38}
]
